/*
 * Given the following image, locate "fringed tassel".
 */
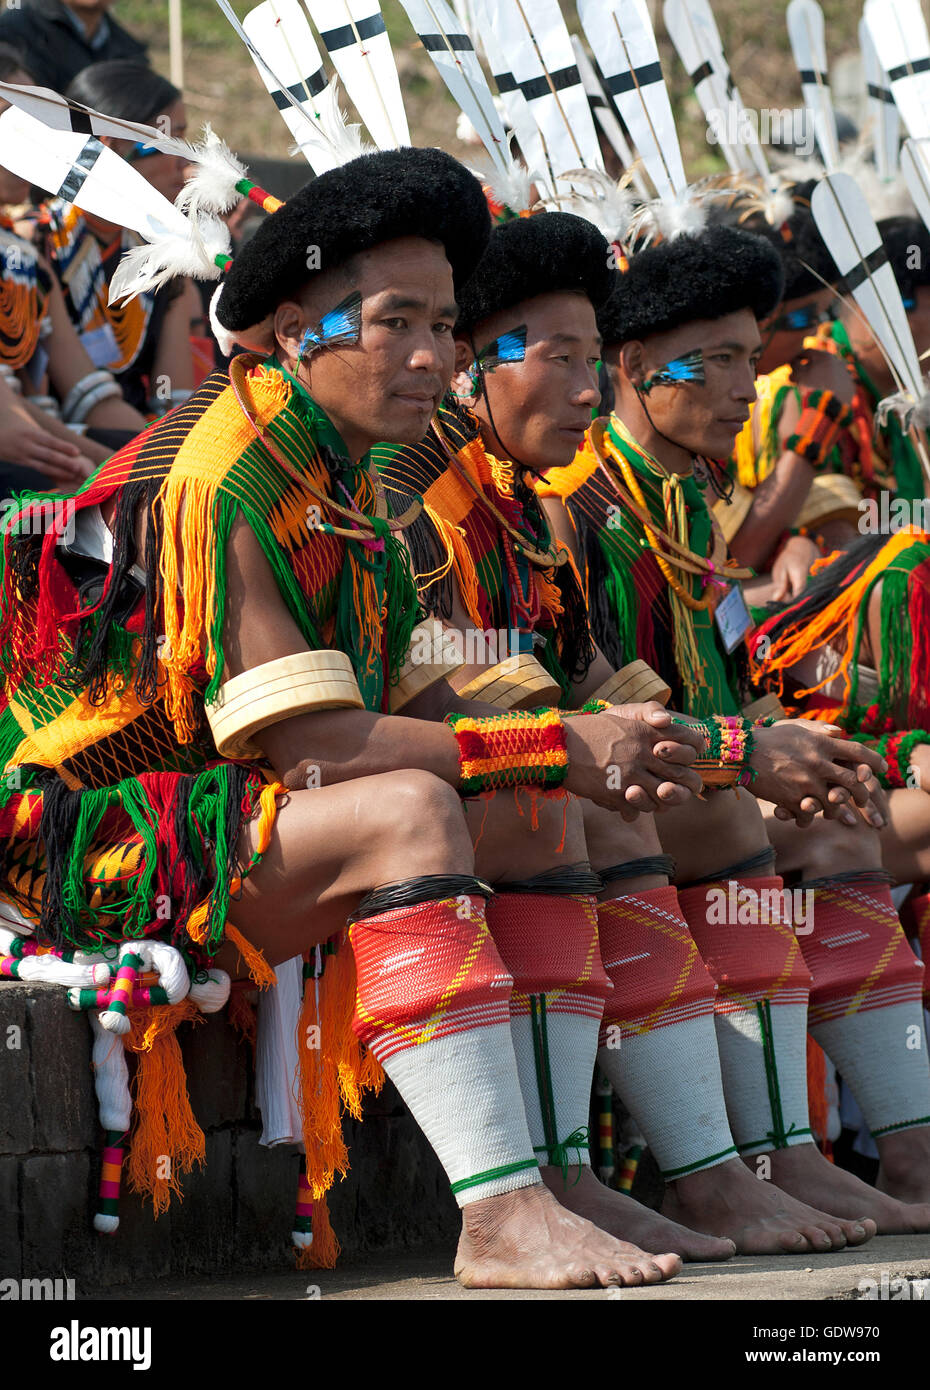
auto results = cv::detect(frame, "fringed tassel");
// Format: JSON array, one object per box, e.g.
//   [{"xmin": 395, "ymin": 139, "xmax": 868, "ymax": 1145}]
[
  {"xmin": 806, "ymin": 1034, "xmax": 831, "ymax": 1156},
  {"xmin": 155, "ymin": 474, "xmax": 232, "ymax": 741},
  {"xmin": 224, "ymin": 923, "xmax": 276, "ymax": 988},
  {"xmin": 227, "ymin": 982, "xmax": 258, "ymax": 1046},
  {"xmin": 297, "ymin": 1192, "xmax": 340, "ymax": 1271},
  {"xmin": 297, "ymin": 937, "xmax": 384, "ymax": 1204},
  {"xmin": 124, "ymin": 999, "xmax": 205, "ymax": 1215}
]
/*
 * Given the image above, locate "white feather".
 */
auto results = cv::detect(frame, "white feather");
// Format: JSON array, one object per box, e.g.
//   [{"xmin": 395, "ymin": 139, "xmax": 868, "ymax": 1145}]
[
  {"xmin": 109, "ymin": 213, "xmax": 231, "ymax": 303},
  {"xmin": 863, "ymin": 0, "xmax": 930, "ymax": 142},
  {"xmin": 551, "ymin": 167, "xmax": 636, "ymax": 241},
  {"xmin": 303, "ymin": 0, "xmax": 410, "ymax": 150},
  {"xmin": 476, "ymin": 151, "xmax": 535, "ymax": 215},
  {"xmin": 0, "ymin": 78, "xmax": 193, "ymax": 158},
  {"xmin": 289, "ymin": 76, "xmax": 369, "ymax": 168},
  {"xmin": 786, "ymin": 0, "xmax": 840, "ymax": 171},
  {"xmin": 627, "ymin": 190, "xmax": 707, "ymax": 245},
  {"xmin": 481, "ymin": 0, "xmax": 603, "ymax": 193},
  {"xmin": 175, "ymin": 124, "xmax": 249, "ymax": 217}
]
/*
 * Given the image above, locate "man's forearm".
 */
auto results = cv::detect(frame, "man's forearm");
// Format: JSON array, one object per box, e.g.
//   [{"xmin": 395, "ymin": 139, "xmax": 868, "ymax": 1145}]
[
  {"xmin": 258, "ymin": 707, "xmax": 463, "ymax": 790},
  {"xmin": 728, "ymin": 455, "xmax": 815, "ymax": 569}
]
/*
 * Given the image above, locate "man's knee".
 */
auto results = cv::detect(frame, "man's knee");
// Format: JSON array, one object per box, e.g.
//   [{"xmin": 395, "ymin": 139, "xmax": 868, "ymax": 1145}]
[
  {"xmin": 372, "ymin": 770, "xmax": 468, "ymax": 850},
  {"xmin": 795, "ymin": 815, "xmax": 882, "ymax": 882}
]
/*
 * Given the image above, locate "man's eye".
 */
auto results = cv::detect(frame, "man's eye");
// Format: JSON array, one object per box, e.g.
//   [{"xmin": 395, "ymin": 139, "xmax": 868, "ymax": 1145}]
[
  {"xmin": 433, "ymin": 322, "xmax": 453, "ymax": 335},
  {"xmin": 709, "ymin": 354, "xmax": 732, "ymax": 365},
  {"xmin": 382, "ymin": 317, "xmax": 406, "ymax": 330}
]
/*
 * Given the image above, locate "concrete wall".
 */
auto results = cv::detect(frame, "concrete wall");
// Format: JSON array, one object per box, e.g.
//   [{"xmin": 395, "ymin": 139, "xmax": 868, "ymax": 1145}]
[{"xmin": 0, "ymin": 982, "xmax": 460, "ymax": 1293}]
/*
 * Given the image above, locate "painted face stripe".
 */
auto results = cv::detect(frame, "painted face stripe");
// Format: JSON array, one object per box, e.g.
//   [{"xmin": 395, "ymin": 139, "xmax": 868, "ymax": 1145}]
[
  {"xmin": 57, "ymin": 138, "xmax": 105, "ymax": 202},
  {"xmin": 606, "ymin": 61, "xmax": 663, "ymax": 97},
  {"xmin": 272, "ymin": 69, "xmax": 327, "ymax": 108},
  {"xmin": 318, "ymin": 13, "xmax": 387, "ymax": 52}
]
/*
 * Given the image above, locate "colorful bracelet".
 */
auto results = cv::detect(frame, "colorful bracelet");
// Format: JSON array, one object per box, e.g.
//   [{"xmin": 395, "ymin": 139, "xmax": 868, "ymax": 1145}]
[
  {"xmin": 681, "ymin": 714, "xmax": 757, "ymax": 789},
  {"xmin": 785, "ymin": 389, "xmax": 855, "ymax": 471},
  {"xmin": 563, "ymin": 698, "xmax": 612, "ymax": 716},
  {"xmin": 446, "ymin": 708, "xmax": 569, "ymax": 796},
  {"xmin": 877, "ymin": 730, "xmax": 930, "ymax": 789}
]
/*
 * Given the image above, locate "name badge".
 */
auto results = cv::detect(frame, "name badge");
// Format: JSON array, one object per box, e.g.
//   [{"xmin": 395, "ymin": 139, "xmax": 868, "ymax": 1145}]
[
  {"xmin": 79, "ymin": 323, "xmax": 120, "ymax": 368},
  {"xmin": 714, "ymin": 582, "xmax": 752, "ymax": 654}
]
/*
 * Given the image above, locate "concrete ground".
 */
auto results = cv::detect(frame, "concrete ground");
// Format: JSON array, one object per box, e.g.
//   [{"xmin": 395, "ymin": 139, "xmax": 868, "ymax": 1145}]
[{"xmin": 94, "ymin": 1233, "xmax": 930, "ymax": 1301}]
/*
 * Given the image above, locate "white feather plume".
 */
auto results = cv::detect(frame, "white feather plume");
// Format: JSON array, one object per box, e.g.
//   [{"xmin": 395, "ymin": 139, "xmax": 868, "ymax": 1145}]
[
  {"xmin": 109, "ymin": 213, "xmax": 231, "ymax": 304},
  {"xmin": 175, "ymin": 124, "xmax": 249, "ymax": 217},
  {"xmin": 627, "ymin": 190, "xmax": 708, "ymax": 246},
  {"xmin": 289, "ymin": 76, "xmax": 370, "ymax": 167},
  {"xmin": 875, "ymin": 384, "xmax": 930, "ymax": 430},
  {"xmin": 548, "ymin": 168, "xmax": 637, "ymax": 242}
]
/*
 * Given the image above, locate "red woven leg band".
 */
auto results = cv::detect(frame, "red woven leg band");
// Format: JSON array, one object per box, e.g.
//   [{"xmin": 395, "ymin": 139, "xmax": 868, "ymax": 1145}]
[
  {"xmin": 596, "ymin": 885, "xmax": 717, "ymax": 1043},
  {"xmin": 902, "ymin": 891, "xmax": 930, "ymax": 1007},
  {"xmin": 349, "ymin": 895, "xmax": 513, "ymax": 1063},
  {"xmin": 677, "ymin": 876, "xmax": 812, "ymax": 1014},
  {"xmin": 486, "ymin": 892, "xmax": 610, "ymax": 1021},
  {"xmin": 799, "ymin": 881, "xmax": 925, "ymax": 1026}
]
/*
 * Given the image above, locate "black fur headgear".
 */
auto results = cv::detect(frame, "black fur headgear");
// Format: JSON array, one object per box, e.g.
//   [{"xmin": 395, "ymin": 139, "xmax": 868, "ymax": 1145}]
[
  {"xmin": 716, "ymin": 180, "xmax": 839, "ymax": 302},
  {"xmin": 876, "ymin": 215, "xmax": 930, "ymax": 302},
  {"xmin": 215, "ymin": 146, "xmax": 491, "ymax": 336},
  {"xmin": 596, "ymin": 224, "xmax": 785, "ymax": 346},
  {"xmin": 453, "ymin": 212, "xmax": 615, "ymax": 338}
]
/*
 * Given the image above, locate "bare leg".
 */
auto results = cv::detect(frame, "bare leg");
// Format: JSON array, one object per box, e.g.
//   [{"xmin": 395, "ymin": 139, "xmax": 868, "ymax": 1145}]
[
  {"xmin": 762, "ymin": 804, "xmax": 930, "ymax": 1228},
  {"xmin": 223, "ymin": 771, "xmax": 681, "ymax": 1287}
]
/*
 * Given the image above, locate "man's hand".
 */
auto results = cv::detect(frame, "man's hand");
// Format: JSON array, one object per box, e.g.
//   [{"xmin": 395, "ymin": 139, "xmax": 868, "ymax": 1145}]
[
  {"xmin": 770, "ymin": 535, "xmax": 820, "ymax": 602},
  {"xmin": 0, "ymin": 399, "xmax": 94, "ymax": 481},
  {"xmin": 564, "ymin": 708, "xmax": 705, "ymax": 819},
  {"xmin": 790, "ymin": 348, "xmax": 855, "ymax": 405},
  {"xmin": 752, "ymin": 720, "xmax": 888, "ymax": 828}
]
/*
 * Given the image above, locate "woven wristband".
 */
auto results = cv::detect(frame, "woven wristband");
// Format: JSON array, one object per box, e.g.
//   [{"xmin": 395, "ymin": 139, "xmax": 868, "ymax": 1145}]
[
  {"xmin": 785, "ymin": 389, "xmax": 855, "ymax": 470},
  {"xmin": 879, "ymin": 730, "xmax": 930, "ymax": 789},
  {"xmin": 691, "ymin": 714, "xmax": 756, "ymax": 789},
  {"xmin": 445, "ymin": 708, "xmax": 569, "ymax": 795}
]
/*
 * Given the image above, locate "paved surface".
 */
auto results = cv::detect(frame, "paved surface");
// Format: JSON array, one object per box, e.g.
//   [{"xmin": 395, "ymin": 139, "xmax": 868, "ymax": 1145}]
[{"xmin": 93, "ymin": 1234, "xmax": 930, "ymax": 1301}]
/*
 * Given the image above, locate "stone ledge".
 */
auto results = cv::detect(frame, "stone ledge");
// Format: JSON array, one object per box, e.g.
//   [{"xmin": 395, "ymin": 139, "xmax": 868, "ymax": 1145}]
[{"xmin": 0, "ymin": 981, "xmax": 459, "ymax": 1288}]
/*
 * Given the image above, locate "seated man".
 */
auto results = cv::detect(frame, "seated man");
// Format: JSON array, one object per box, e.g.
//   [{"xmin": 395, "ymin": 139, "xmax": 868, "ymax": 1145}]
[
  {"xmin": 381, "ymin": 209, "xmax": 909, "ymax": 1253},
  {"xmin": 539, "ymin": 220, "xmax": 930, "ymax": 1236},
  {"xmin": 0, "ymin": 145, "xmax": 717, "ymax": 1289}
]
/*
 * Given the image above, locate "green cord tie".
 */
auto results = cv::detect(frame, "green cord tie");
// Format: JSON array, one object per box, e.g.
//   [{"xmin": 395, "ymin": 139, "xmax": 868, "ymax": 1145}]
[{"xmin": 534, "ymin": 1126, "xmax": 591, "ymax": 1185}]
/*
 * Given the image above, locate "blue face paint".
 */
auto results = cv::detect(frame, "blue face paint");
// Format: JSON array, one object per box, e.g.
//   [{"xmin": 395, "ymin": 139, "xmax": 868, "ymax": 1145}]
[
  {"xmin": 903, "ymin": 295, "xmax": 917, "ymax": 310},
  {"xmin": 467, "ymin": 324, "xmax": 527, "ymax": 395},
  {"xmin": 298, "ymin": 290, "xmax": 363, "ymax": 361},
  {"xmin": 640, "ymin": 347, "xmax": 705, "ymax": 393},
  {"xmin": 770, "ymin": 303, "xmax": 823, "ymax": 333}
]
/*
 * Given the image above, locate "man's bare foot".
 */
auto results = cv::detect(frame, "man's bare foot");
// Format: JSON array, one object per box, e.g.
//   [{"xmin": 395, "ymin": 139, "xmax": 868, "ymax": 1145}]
[
  {"xmin": 663, "ymin": 1155, "xmax": 875, "ymax": 1254},
  {"xmin": 875, "ymin": 1125, "xmax": 930, "ymax": 1206},
  {"xmin": 767, "ymin": 1140, "xmax": 930, "ymax": 1232},
  {"xmin": 539, "ymin": 1163, "xmax": 735, "ymax": 1262},
  {"xmin": 454, "ymin": 1181, "xmax": 683, "ymax": 1289}
]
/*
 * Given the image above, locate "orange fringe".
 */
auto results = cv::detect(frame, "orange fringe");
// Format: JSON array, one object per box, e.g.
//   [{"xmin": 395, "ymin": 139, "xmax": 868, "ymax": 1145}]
[
  {"xmin": 534, "ymin": 439, "xmax": 599, "ymax": 499},
  {"xmin": 297, "ymin": 936, "xmax": 384, "ymax": 1203},
  {"xmin": 295, "ymin": 1192, "xmax": 340, "ymax": 1270},
  {"xmin": 155, "ymin": 474, "xmax": 220, "ymax": 744},
  {"xmin": 123, "ymin": 999, "xmax": 206, "ymax": 1215},
  {"xmin": 806, "ymin": 1035, "xmax": 832, "ymax": 1157},
  {"xmin": 227, "ymin": 984, "xmax": 258, "ymax": 1047},
  {"xmin": 752, "ymin": 530, "xmax": 922, "ymax": 700},
  {"xmin": 225, "ymin": 923, "xmax": 277, "ymax": 989}
]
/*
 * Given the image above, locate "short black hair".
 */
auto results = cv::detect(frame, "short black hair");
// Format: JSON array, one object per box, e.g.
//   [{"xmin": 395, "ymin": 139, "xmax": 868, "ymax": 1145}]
[
  {"xmin": 597, "ymin": 223, "xmax": 785, "ymax": 346},
  {"xmin": 876, "ymin": 215, "xmax": 930, "ymax": 301},
  {"xmin": 453, "ymin": 211, "xmax": 615, "ymax": 338},
  {"xmin": 216, "ymin": 146, "xmax": 490, "ymax": 334},
  {"xmin": 0, "ymin": 42, "xmax": 34, "ymax": 84},
  {"xmin": 65, "ymin": 60, "xmax": 180, "ymax": 128}
]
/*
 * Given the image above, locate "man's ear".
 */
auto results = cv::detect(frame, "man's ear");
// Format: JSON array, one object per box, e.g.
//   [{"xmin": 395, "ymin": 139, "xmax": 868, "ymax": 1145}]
[
  {"xmin": 619, "ymin": 340, "xmax": 646, "ymax": 388},
  {"xmin": 273, "ymin": 300, "xmax": 304, "ymax": 369},
  {"xmin": 451, "ymin": 335, "xmax": 478, "ymax": 400}
]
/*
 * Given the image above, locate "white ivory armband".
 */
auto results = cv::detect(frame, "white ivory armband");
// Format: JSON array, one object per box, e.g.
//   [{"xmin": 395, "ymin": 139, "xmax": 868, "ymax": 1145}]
[
  {"xmin": 592, "ymin": 659, "xmax": 672, "ymax": 707},
  {"xmin": 456, "ymin": 652, "xmax": 562, "ymax": 710},
  {"xmin": 206, "ymin": 649, "xmax": 364, "ymax": 758},
  {"xmin": 389, "ymin": 618, "xmax": 464, "ymax": 713}
]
